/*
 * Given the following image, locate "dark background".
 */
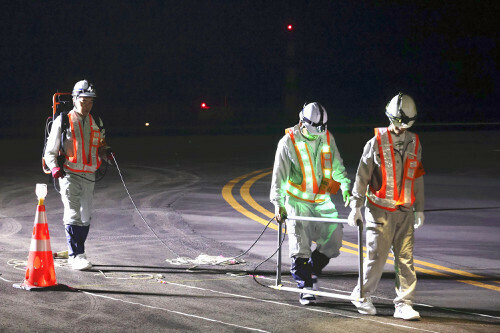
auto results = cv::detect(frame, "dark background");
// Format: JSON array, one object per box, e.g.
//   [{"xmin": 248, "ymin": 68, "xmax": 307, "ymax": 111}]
[{"xmin": 1, "ymin": 0, "xmax": 498, "ymax": 137}]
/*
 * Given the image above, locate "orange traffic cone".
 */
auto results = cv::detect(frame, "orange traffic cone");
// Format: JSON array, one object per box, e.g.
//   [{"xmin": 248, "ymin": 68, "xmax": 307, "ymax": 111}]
[{"xmin": 13, "ymin": 184, "xmax": 68, "ymax": 291}]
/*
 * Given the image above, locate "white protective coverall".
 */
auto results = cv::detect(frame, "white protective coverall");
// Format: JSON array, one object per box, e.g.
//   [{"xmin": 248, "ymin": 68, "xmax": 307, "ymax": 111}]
[
  {"xmin": 350, "ymin": 128, "xmax": 424, "ymax": 306},
  {"xmin": 44, "ymin": 110, "xmax": 105, "ymax": 227},
  {"xmin": 270, "ymin": 124, "xmax": 351, "ymax": 260}
]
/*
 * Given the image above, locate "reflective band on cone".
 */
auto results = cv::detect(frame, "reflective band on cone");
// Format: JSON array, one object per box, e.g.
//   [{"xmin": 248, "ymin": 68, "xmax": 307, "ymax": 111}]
[{"xmin": 13, "ymin": 203, "xmax": 60, "ymax": 290}]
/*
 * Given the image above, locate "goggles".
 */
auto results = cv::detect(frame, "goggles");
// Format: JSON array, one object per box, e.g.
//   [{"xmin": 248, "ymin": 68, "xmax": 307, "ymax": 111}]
[
  {"xmin": 386, "ymin": 109, "xmax": 417, "ymax": 128},
  {"xmin": 302, "ymin": 118, "xmax": 327, "ymax": 135}
]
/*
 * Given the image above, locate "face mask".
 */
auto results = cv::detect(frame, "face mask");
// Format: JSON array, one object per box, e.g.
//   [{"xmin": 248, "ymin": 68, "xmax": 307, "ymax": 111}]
[{"xmin": 300, "ymin": 124, "xmax": 319, "ymax": 141}]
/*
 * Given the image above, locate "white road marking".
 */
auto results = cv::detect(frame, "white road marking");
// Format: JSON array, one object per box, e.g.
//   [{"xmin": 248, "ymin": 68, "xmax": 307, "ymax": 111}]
[
  {"xmin": 165, "ymin": 281, "xmax": 440, "ymax": 333},
  {"xmin": 81, "ymin": 291, "xmax": 269, "ymax": 332}
]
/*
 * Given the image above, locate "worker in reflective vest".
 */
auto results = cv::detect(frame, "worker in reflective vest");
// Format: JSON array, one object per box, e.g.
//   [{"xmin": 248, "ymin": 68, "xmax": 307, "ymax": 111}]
[
  {"xmin": 348, "ymin": 93, "xmax": 425, "ymax": 321},
  {"xmin": 270, "ymin": 102, "xmax": 351, "ymax": 306},
  {"xmin": 44, "ymin": 80, "xmax": 111, "ymax": 271}
]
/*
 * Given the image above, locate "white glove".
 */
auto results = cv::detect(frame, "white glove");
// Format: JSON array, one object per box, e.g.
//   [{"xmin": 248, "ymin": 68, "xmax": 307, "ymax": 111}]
[
  {"xmin": 348, "ymin": 208, "xmax": 363, "ymax": 227},
  {"xmin": 414, "ymin": 211, "xmax": 425, "ymax": 230}
]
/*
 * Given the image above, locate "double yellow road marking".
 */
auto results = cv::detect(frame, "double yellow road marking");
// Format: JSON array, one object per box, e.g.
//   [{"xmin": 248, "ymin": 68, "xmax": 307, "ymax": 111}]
[{"xmin": 222, "ymin": 169, "xmax": 500, "ymax": 292}]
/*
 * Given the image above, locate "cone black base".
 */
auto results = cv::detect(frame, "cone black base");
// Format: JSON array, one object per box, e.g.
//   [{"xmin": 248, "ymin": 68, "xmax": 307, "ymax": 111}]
[{"xmin": 12, "ymin": 283, "xmax": 74, "ymax": 292}]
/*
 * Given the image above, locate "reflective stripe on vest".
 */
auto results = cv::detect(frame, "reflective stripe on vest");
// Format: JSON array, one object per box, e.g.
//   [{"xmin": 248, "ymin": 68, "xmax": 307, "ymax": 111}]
[
  {"xmin": 64, "ymin": 113, "xmax": 102, "ymax": 173},
  {"xmin": 367, "ymin": 127, "xmax": 420, "ymax": 211},
  {"xmin": 285, "ymin": 127, "xmax": 334, "ymax": 203}
]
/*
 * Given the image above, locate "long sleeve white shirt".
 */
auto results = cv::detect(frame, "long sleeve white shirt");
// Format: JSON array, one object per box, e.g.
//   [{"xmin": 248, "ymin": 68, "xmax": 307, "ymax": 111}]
[
  {"xmin": 270, "ymin": 125, "xmax": 351, "ymax": 207},
  {"xmin": 44, "ymin": 110, "xmax": 104, "ymax": 172},
  {"xmin": 350, "ymin": 129, "xmax": 424, "ymax": 212}
]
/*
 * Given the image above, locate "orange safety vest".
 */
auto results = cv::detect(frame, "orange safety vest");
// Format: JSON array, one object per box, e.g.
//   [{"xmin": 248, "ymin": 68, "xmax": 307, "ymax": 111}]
[
  {"xmin": 64, "ymin": 112, "xmax": 102, "ymax": 173},
  {"xmin": 285, "ymin": 127, "xmax": 341, "ymax": 203},
  {"xmin": 367, "ymin": 127, "xmax": 425, "ymax": 211}
]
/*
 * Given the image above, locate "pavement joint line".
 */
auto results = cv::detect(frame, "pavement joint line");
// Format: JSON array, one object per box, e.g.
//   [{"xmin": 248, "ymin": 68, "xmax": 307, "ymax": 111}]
[
  {"xmin": 80, "ymin": 290, "xmax": 269, "ymax": 332},
  {"xmin": 223, "ymin": 169, "xmax": 500, "ymax": 293}
]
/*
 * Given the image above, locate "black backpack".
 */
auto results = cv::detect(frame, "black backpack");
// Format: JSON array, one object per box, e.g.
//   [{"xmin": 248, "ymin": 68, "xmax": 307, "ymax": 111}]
[{"xmin": 42, "ymin": 93, "xmax": 73, "ymax": 174}]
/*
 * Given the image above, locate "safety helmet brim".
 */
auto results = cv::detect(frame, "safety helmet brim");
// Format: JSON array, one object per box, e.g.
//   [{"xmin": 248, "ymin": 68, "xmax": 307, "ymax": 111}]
[{"xmin": 76, "ymin": 93, "xmax": 96, "ymax": 98}]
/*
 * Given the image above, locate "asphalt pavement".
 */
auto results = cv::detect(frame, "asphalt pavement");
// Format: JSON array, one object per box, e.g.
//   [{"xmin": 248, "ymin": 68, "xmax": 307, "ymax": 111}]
[{"xmin": 1, "ymin": 129, "xmax": 499, "ymax": 332}]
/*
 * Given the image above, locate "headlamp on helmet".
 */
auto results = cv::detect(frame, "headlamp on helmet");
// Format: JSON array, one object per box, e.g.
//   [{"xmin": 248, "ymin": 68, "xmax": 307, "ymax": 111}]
[
  {"xmin": 72, "ymin": 80, "xmax": 96, "ymax": 98},
  {"xmin": 385, "ymin": 92, "xmax": 417, "ymax": 129}
]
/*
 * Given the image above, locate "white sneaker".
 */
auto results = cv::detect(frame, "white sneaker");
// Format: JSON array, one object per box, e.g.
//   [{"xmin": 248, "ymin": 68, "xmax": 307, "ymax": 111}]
[
  {"xmin": 69, "ymin": 253, "xmax": 92, "ymax": 271},
  {"xmin": 299, "ymin": 287, "xmax": 316, "ymax": 305},
  {"xmin": 312, "ymin": 274, "xmax": 320, "ymax": 291},
  {"xmin": 394, "ymin": 303, "xmax": 420, "ymax": 320},
  {"xmin": 351, "ymin": 292, "xmax": 377, "ymax": 315}
]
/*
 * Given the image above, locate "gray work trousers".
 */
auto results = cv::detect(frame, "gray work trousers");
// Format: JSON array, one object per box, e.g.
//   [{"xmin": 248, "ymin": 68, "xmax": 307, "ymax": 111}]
[
  {"xmin": 59, "ymin": 172, "xmax": 95, "ymax": 226},
  {"xmin": 355, "ymin": 203, "xmax": 417, "ymax": 306}
]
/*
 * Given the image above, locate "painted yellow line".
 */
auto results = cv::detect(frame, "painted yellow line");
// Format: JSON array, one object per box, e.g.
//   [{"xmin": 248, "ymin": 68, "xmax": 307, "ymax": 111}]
[
  {"xmin": 343, "ymin": 239, "xmax": 363, "ymax": 250},
  {"xmin": 240, "ymin": 170, "xmax": 274, "ymax": 220},
  {"xmin": 221, "ymin": 169, "xmax": 271, "ymax": 226},
  {"xmin": 457, "ymin": 280, "xmax": 500, "ymax": 292},
  {"xmin": 239, "ymin": 171, "xmax": 363, "ymax": 249},
  {"xmin": 340, "ymin": 247, "xmax": 360, "ymax": 256},
  {"xmin": 342, "ymin": 240, "xmax": 485, "ymax": 279},
  {"xmin": 413, "ymin": 260, "xmax": 484, "ymax": 279},
  {"xmin": 223, "ymin": 170, "xmax": 499, "ymax": 291},
  {"xmin": 415, "ymin": 266, "xmax": 450, "ymax": 277},
  {"xmin": 338, "ymin": 249, "xmax": 450, "ymax": 278}
]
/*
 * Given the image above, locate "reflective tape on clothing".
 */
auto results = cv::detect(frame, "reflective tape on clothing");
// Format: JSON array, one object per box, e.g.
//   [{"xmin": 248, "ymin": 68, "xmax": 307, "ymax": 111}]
[
  {"xmin": 64, "ymin": 112, "xmax": 102, "ymax": 173},
  {"xmin": 285, "ymin": 127, "xmax": 340, "ymax": 203},
  {"xmin": 367, "ymin": 127, "xmax": 421, "ymax": 211}
]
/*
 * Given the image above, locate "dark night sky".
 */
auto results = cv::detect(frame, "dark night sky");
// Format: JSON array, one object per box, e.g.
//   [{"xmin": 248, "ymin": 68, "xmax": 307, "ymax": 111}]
[{"xmin": 1, "ymin": 0, "xmax": 498, "ymax": 134}]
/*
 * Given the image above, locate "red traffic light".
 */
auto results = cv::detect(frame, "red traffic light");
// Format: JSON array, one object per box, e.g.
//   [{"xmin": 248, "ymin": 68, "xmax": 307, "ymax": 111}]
[
  {"xmin": 287, "ymin": 24, "xmax": 293, "ymax": 31},
  {"xmin": 200, "ymin": 102, "xmax": 210, "ymax": 109}
]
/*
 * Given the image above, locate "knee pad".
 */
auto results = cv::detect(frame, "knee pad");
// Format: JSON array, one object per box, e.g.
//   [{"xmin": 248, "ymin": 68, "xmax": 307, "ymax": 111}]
[
  {"xmin": 310, "ymin": 249, "xmax": 330, "ymax": 276},
  {"xmin": 291, "ymin": 257, "xmax": 311, "ymax": 271}
]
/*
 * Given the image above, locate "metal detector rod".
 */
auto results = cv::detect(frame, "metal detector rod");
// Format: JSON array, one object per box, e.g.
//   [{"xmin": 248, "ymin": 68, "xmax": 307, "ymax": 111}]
[
  {"xmin": 275, "ymin": 215, "xmax": 365, "ymax": 301},
  {"xmin": 276, "ymin": 220, "xmax": 282, "ymax": 286},
  {"xmin": 286, "ymin": 216, "xmax": 350, "ymax": 224},
  {"xmin": 357, "ymin": 219, "xmax": 364, "ymax": 300}
]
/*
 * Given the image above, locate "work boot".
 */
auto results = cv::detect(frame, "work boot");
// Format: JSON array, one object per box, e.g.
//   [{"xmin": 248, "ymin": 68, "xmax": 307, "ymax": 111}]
[
  {"xmin": 69, "ymin": 253, "xmax": 92, "ymax": 270},
  {"xmin": 299, "ymin": 287, "xmax": 316, "ymax": 306},
  {"xmin": 351, "ymin": 291, "xmax": 376, "ymax": 315},
  {"xmin": 394, "ymin": 303, "xmax": 420, "ymax": 320}
]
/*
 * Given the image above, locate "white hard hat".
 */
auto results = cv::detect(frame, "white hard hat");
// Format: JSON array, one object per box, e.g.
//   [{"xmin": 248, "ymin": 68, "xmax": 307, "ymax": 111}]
[
  {"xmin": 299, "ymin": 102, "xmax": 328, "ymax": 135},
  {"xmin": 385, "ymin": 92, "xmax": 417, "ymax": 128},
  {"xmin": 72, "ymin": 80, "xmax": 96, "ymax": 98}
]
